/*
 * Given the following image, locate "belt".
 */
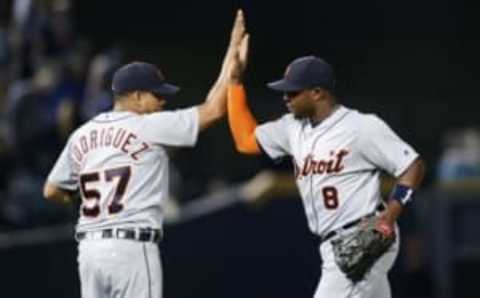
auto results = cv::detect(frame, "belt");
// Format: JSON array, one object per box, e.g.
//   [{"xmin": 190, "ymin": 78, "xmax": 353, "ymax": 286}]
[
  {"xmin": 75, "ymin": 228, "xmax": 162, "ymax": 243},
  {"xmin": 319, "ymin": 204, "xmax": 385, "ymax": 244}
]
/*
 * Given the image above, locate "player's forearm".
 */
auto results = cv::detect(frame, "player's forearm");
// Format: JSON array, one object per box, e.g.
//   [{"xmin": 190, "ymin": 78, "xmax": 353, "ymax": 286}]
[
  {"xmin": 43, "ymin": 182, "xmax": 75, "ymax": 204},
  {"xmin": 197, "ymin": 9, "xmax": 247, "ymax": 131},
  {"xmin": 197, "ymin": 79, "xmax": 228, "ymax": 130},
  {"xmin": 383, "ymin": 158, "xmax": 426, "ymax": 224},
  {"xmin": 227, "ymin": 84, "xmax": 261, "ymax": 154},
  {"xmin": 396, "ymin": 158, "xmax": 426, "ymax": 189}
]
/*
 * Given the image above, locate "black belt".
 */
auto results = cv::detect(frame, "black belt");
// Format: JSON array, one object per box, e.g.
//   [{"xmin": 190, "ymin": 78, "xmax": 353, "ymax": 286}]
[
  {"xmin": 75, "ymin": 228, "xmax": 162, "ymax": 243},
  {"xmin": 320, "ymin": 204, "xmax": 385, "ymax": 244}
]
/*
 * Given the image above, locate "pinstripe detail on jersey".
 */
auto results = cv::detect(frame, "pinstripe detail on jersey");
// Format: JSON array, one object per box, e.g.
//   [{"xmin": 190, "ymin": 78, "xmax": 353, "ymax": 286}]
[{"xmin": 142, "ymin": 244, "xmax": 152, "ymax": 298}]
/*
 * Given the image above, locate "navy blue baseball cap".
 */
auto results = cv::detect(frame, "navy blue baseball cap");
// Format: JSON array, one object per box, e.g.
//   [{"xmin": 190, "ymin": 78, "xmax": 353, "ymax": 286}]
[
  {"xmin": 111, "ymin": 61, "xmax": 180, "ymax": 96},
  {"xmin": 267, "ymin": 56, "xmax": 335, "ymax": 92}
]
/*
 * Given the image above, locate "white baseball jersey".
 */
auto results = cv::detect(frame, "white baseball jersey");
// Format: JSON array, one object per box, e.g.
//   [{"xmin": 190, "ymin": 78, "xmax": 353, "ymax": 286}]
[
  {"xmin": 47, "ymin": 107, "xmax": 199, "ymax": 232},
  {"xmin": 255, "ymin": 105, "xmax": 418, "ymax": 237}
]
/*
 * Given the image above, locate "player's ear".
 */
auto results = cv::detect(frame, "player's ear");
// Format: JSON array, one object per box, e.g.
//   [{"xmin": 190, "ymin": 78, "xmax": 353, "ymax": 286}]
[
  {"xmin": 311, "ymin": 88, "xmax": 324, "ymax": 101},
  {"xmin": 137, "ymin": 91, "xmax": 148, "ymax": 104},
  {"xmin": 316, "ymin": 88, "xmax": 332, "ymax": 101},
  {"xmin": 133, "ymin": 91, "xmax": 141, "ymax": 101},
  {"xmin": 133, "ymin": 91, "xmax": 144, "ymax": 111}
]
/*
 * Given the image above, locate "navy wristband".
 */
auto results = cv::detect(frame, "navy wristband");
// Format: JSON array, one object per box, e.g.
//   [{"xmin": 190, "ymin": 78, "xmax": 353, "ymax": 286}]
[{"xmin": 390, "ymin": 184, "xmax": 415, "ymax": 206}]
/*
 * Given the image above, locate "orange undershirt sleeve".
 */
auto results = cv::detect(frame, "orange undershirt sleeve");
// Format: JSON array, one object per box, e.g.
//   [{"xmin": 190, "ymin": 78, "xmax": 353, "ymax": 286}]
[{"xmin": 227, "ymin": 84, "xmax": 261, "ymax": 155}]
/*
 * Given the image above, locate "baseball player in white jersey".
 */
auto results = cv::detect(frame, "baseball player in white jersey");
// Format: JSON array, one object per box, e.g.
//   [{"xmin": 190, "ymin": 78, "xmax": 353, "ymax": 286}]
[
  {"xmin": 43, "ymin": 10, "xmax": 249, "ymax": 298},
  {"xmin": 227, "ymin": 33, "xmax": 426, "ymax": 297}
]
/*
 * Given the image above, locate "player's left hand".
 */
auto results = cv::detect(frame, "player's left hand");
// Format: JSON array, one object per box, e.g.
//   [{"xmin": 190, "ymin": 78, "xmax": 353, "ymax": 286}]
[
  {"xmin": 375, "ymin": 213, "xmax": 395, "ymax": 238},
  {"xmin": 332, "ymin": 214, "xmax": 396, "ymax": 283}
]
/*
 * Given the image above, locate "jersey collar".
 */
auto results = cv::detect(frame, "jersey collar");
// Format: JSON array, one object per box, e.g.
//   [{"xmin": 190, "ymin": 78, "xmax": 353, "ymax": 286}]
[
  {"xmin": 93, "ymin": 111, "xmax": 136, "ymax": 123},
  {"xmin": 308, "ymin": 105, "xmax": 349, "ymax": 130}
]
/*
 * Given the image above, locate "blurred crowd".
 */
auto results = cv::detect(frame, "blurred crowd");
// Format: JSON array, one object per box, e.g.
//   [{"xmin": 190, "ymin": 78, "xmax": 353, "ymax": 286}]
[
  {"xmin": 0, "ymin": 0, "xmax": 123, "ymax": 228},
  {"xmin": 437, "ymin": 127, "xmax": 480, "ymax": 185}
]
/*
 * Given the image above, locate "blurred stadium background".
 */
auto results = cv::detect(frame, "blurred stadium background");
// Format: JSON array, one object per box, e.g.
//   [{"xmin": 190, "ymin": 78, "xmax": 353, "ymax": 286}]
[{"xmin": 0, "ymin": 0, "xmax": 479, "ymax": 297}]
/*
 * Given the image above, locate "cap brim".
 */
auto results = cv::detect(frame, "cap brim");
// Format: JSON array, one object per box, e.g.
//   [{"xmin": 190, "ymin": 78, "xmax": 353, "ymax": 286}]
[
  {"xmin": 267, "ymin": 79, "xmax": 304, "ymax": 92},
  {"xmin": 152, "ymin": 83, "xmax": 180, "ymax": 96}
]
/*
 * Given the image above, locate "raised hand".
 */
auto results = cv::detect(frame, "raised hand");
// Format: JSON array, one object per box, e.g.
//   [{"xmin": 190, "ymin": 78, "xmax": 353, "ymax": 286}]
[
  {"xmin": 220, "ymin": 10, "xmax": 248, "ymax": 82},
  {"xmin": 229, "ymin": 10, "xmax": 246, "ymax": 52},
  {"xmin": 230, "ymin": 32, "xmax": 249, "ymax": 83},
  {"xmin": 201, "ymin": 10, "xmax": 248, "ymax": 127}
]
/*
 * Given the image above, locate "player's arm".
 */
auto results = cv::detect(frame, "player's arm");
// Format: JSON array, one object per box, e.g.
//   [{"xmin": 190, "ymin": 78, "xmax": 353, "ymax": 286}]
[
  {"xmin": 358, "ymin": 116, "xmax": 426, "ymax": 235},
  {"xmin": 381, "ymin": 158, "xmax": 426, "ymax": 226},
  {"xmin": 197, "ymin": 10, "xmax": 248, "ymax": 131},
  {"xmin": 43, "ymin": 136, "xmax": 78, "ymax": 204},
  {"xmin": 43, "ymin": 182, "xmax": 76, "ymax": 204},
  {"xmin": 227, "ymin": 84, "xmax": 261, "ymax": 154},
  {"xmin": 224, "ymin": 15, "xmax": 261, "ymax": 155}
]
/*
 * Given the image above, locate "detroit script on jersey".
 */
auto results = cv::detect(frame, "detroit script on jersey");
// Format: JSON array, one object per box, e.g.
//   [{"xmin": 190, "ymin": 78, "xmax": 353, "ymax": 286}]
[
  {"xmin": 294, "ymin": 149, "xmax": 349, "ymax": 178},
  {"xmin": 47, "ymin": 108, "xmax": 199, "ymax": 232},
  {"xmin": 255, "ymin": 106, "xmax": 418, "ymax": 237}
]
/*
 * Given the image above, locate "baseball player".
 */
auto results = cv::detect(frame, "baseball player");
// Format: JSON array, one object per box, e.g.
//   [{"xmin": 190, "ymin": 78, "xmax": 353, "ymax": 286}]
[
  {"xmin": 227, "ymin": 37, "xmax": 426, "ymax": 297},
  {"xmin": 43, "ymin": 10, "xmax": 248, "ymax": 298}
]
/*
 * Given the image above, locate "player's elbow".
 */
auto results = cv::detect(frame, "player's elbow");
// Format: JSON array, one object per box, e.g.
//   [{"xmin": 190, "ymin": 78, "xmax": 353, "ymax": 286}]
[
  {"xmin": 416, "ymin": 158, "xmax": 427, "ymax": 181},
  {"xmin": 235, "ymin": 139, "xmax": 261, "ymax": 155},
  {"xmin": 236, "ymin": 144, "xmax": 257, "ymax": 155},
  {"xmin": 398, "ymin": 157, "xmax": 427, "ymax": 189},
  {"xmin": 43, "ymin": 182, "xmax": 58, "ymax": 200},
  {"xmin": 411, "ymin": 157, "xmax": 426, "ymax": 178}
]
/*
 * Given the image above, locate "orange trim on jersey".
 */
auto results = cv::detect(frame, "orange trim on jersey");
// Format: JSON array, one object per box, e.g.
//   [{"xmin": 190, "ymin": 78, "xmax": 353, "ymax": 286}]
[{"xmin": 227, "ymin": 84, "xmax": 261, "ymax": 155}]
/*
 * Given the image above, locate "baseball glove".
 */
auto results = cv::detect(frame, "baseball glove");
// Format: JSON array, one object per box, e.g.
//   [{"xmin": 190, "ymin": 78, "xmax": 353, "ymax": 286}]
[{"xmin": 331, "ymin": 215, "xmax": 396, "ymax": 283}]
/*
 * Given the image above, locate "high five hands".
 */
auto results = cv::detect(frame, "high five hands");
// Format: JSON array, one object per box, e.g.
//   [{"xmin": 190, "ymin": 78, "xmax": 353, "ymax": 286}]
[{"xmin": 221, "ymin": 9, "xmax": 249, "ymax": 84}]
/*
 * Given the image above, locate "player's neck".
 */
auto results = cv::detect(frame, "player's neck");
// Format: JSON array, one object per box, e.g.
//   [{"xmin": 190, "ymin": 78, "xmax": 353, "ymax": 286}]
[
  {"xmin": 114, "ymin": 102, "xmax": 139, "ymax": 114},
  {"xmin": 310, "ymin": 102, "xmax": 339, "ymax": 126}
]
